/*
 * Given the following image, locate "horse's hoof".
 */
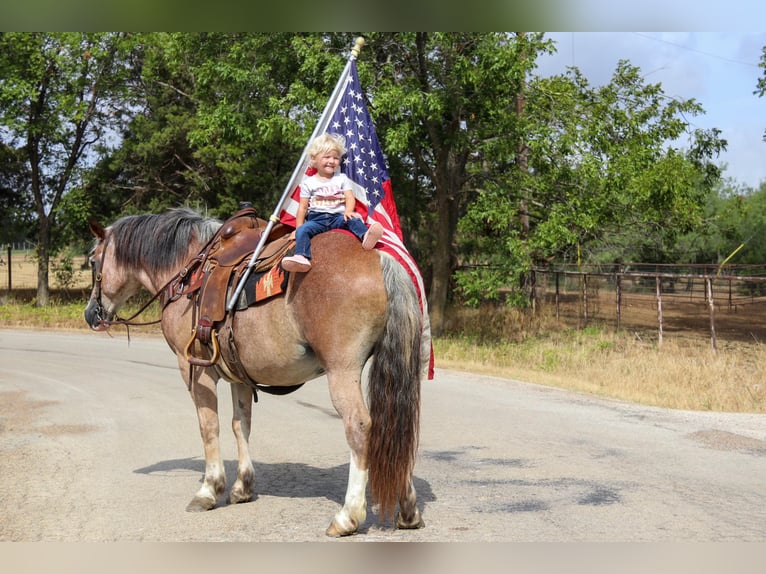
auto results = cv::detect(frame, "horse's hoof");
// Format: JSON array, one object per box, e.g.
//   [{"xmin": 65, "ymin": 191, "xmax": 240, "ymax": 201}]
[
  {"xmin": 185, "ymin": 497, "xmax": 216, "ymax": 512},
  {"xmin": 396, "ymin": 511, "xmax": 425, "ymax": 530},
  {"xmin": 229, "ymin": 488, "xmax": 253, "ymax": 505},
  {"xmin": 325, "ymin": 517, "xmax": 358, "ymax": 537}
]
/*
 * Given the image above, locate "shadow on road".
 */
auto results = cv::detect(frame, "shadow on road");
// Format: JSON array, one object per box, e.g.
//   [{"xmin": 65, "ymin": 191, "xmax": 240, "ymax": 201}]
[{"xmin": 133, "ymin": 457, "xmax": 435, "ymax": 513}]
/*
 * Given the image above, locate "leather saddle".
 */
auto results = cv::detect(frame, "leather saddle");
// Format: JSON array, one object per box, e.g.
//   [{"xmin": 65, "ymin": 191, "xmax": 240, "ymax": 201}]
[{"xmin": 177, "ymin": 206, "xmax": 293, "ymax": 376}]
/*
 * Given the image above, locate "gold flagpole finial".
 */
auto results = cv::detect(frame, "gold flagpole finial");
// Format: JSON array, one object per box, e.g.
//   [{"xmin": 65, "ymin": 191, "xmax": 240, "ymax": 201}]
[{"xmin": 351, "ymin": 36, "xmax": 365, "ymax": 60}]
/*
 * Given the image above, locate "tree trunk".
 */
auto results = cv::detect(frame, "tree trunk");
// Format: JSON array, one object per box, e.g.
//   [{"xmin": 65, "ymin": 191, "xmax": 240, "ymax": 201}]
[
  {"xmin": 428, "ymin": 151, "xmax": 463, "ymax": 337},
  {"xmin": 36, "ymin": 215, "xmax": 51, "ymax": 306},
  {"xmin": 429, "ymin": 178, "xmax": 453, "ymax": 336}
]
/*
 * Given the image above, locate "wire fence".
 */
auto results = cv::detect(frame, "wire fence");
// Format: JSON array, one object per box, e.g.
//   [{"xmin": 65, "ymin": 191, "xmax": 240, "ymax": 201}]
[
  {"xmin": 532, "ymin": 264, "xmax": 766, "ymax": 349},
  {"xmin": 1, "ymin": 245, "xmax": 91, "ymax": 292},
  {"xmin": 7, "ymin": 244, "xmax": 766, "ymax": 350}
]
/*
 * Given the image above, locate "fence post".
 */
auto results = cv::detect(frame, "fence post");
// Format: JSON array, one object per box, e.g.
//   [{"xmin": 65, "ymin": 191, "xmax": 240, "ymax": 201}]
[
  {"xmin": 615, "ymin": 272, "xmax": 622, "ymax": 330},
  {"xmin": 555, "ymin": 272, "xmax": 560, "ymax": 322},
  {"xmin": 707, "ymin": 277, "xmax": 717, "ymax": 352},
  {"xmin": 656, "ymin": 276, "xmax": 663, "ymax": 347},
  {"xmin": 582, "ymin": 273, "xmax": 589, "ymax": 327},
  {"xmin": 728, "ymin": 279, "xmax": 733, "ymax": 312},
  {"xmin": 6, "ymin": 244, "xmax": 11, "ymax": 292}
]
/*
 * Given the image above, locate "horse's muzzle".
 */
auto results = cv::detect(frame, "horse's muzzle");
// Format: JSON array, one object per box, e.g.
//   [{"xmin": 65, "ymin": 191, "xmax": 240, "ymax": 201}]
[{"xmin": 84, "ymin": 299, "xmax": 110, "ymax": 331}]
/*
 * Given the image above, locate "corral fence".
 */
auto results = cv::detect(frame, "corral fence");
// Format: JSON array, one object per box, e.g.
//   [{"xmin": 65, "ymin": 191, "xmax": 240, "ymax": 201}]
[
  {"xmin": 532, "ymin": 263, "xmax": 766, "ymax": 350},
  {"xmin": 1, "ymin": 244, "xmax": 91, "ymax": 293}
]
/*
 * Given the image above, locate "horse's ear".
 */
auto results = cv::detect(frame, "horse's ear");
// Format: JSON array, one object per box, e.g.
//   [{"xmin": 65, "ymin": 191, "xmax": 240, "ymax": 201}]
[{"xmin": 88, "ymin": 218, "xmax": 106, "ymax": 240}]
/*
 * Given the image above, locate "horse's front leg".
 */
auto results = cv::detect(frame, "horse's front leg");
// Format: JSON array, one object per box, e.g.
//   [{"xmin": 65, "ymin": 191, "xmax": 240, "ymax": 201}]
[
  {"xmin": 229, "ymin": 383, "xmax": 255, "ymax": 505},
  {"xmin": 184, "ymin": 364, "xmax": 226, "ymax": 512}
]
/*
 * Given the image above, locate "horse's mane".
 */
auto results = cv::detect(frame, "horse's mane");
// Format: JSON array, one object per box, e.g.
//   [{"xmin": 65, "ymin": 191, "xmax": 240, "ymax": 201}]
[{"xmin": 109, "ymin": 207, "xmax": 221, "ymax": 276}]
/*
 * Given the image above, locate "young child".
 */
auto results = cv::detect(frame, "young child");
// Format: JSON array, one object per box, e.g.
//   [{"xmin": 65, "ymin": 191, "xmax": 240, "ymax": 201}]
[{"xmin": 282, "ymin": 133, "xmax": 384, "ymax": 273}]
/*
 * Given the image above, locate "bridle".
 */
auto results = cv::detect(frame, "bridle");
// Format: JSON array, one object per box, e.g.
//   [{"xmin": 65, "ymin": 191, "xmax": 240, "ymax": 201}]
[
  {"xmin": 89, "ymin": 231, "xmax": 167, "ymax": 333},
  {"xmin": 88, "ymin": 232, "xmax": 111, "ymax": 328}
]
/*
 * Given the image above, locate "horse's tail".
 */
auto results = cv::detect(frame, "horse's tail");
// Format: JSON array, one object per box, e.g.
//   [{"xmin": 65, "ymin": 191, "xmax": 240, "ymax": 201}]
[{"xmin": 367, "ymin": 253, "xmax": 423, "ymax": 521}]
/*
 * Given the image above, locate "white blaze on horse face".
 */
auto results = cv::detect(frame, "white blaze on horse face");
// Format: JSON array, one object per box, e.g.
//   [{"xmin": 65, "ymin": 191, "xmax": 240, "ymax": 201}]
[
  {"xmin": 97, "ymin": 243, "xmax": 145, "ymax": 315},
  {"xmin": 332, "ymin": 454, "xmax": 368, "ymax": 532}
]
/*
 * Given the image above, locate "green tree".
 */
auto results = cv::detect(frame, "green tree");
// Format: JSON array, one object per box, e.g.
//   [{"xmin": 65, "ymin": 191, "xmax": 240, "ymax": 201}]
[
  {"xmin": 456, "ymin": 59, "xmax": 727, "ymax": 305},
  {"xmin": 367, "ymin": 32, "xmax": 553, "ymax": 334},
  {"xmin": 0, "ymin": 32, "xmax": 138, "ymax": 305},
  {"xmin": 0, "ymin": 143, "xmax": 33, "ymax": 245},
  {"xmin": 701, "ymin": 181, "xmax": 766, "ymax": 266},
  {"xmin": 85, "ymin": 33, "xmax": 347, "ymax": 221}
]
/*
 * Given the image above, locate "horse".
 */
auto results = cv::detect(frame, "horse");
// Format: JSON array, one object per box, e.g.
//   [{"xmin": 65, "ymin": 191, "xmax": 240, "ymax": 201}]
[{"xmin": 84, "ymin": 207, "xmax": 426, "ymax": 537}]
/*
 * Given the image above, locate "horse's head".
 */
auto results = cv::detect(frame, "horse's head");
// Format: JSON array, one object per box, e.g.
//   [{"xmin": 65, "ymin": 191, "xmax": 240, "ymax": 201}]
[{"xmin": 84, "ymin": 218, "xmax": 142, "ymax": 331}]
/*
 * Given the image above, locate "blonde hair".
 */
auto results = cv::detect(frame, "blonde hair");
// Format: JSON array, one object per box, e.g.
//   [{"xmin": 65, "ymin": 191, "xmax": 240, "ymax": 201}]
[{"xmin": 309, "ymin": 133, "xmax": 346, "ymax": 159}]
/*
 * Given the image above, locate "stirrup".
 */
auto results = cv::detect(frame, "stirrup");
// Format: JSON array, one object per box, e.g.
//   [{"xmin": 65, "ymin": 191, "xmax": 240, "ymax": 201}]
[{"xmin": 184, "ymin": 327, "xmax": 221, "ymax": 367}]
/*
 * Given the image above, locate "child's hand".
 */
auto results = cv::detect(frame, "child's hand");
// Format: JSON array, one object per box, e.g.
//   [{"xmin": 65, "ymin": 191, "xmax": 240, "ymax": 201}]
[{"xmin": 344, "ymin": 212, "xmax": 361, "ymax": 221}]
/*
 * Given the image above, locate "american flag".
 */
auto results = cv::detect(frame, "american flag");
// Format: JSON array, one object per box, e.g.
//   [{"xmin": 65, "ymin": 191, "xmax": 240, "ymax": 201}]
[{"xmin": 279, "ymin": 60, "xmax": 434, "ymax": 379}]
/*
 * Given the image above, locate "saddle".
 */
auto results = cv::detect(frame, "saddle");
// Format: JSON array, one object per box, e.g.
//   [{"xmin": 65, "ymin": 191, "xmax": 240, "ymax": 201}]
[{"xmin": 176, "ymin": 206, "xmax": 294, "ymax": 386}]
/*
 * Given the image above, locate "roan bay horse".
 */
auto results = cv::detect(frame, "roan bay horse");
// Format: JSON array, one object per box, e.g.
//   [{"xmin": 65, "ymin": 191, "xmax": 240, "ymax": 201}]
[{"xmin": 84, "ymin": 207, "xmax": 426, "ymax": 537}]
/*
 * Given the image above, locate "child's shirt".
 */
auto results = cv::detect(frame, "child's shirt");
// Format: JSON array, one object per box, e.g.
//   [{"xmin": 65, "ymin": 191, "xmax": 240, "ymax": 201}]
[{"xmin": 300, "ymin": 173, "xmax": 352, "ymax": 215}]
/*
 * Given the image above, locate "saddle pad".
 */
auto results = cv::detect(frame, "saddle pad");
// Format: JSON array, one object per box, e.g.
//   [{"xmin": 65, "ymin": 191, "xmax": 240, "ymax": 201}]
[{"xmin": 235, "ymin": 264, "xmax": 288, "ymax": 310}]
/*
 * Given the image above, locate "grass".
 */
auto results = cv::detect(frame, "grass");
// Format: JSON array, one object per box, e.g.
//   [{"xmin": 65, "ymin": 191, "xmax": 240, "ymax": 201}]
[
  {"xmin": 0, "ymin": 291, "xmax": 163, "ymax": 335},
  {"xmin": 435, "ymin": 329, "xmax": 766, "ymax": 413},
  {"xmin": 1, "ymin": 293, "xmax": 764, "ymax": 413},
  {"xmin": 437, "ymin": 304, "xmax": 766, "ymax": 414}
]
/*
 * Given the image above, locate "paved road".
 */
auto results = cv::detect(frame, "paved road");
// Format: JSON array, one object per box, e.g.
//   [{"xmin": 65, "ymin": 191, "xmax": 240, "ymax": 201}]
[{"xmin": 1, "ymin": 329, "xmax": 765, "ymax": 542}]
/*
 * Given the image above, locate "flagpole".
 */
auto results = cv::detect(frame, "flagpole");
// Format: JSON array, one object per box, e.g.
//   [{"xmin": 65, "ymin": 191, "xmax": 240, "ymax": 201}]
[{"xmin": 227, "ymin": 36, "xmax": 365, "ymax": 311}]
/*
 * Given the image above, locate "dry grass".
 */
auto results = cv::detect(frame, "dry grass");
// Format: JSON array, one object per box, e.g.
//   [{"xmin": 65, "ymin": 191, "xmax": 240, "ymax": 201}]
[{"xmin": 438, "ymin": 304, "xmax": 766, "ymax": 414}]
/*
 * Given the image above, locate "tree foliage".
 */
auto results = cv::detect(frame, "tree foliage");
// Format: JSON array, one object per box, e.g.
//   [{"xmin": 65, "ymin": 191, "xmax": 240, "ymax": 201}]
[
  {"xmin": 365, "ymin": 32, "xmax": 553, "ymax": 330},
  {"xmin": 0, "ymin": 32, "xmax": 138, "ymax": 304},
  {"xmin": 456, "ymin": 59, "xmax": 727, "ymax": 306},
  {"xmin": 85, "ymin": 33, "xmax": 354, "ymax": 221},
  {"xmin": 0, "ymin": 32, "xmax": 748, "ymax": 319}
]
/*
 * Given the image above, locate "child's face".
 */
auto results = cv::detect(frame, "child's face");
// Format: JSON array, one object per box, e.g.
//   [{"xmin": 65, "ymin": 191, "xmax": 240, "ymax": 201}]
[{"xmin": 312, "ymin": 149, "xmax": 342, "ymax": 178}]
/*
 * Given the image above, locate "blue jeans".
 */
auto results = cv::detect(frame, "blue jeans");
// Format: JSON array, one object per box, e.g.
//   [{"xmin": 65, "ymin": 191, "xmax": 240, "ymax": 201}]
[{"xmin": 294, "ymin": 212, "xmax": 369, "ymax": 259}]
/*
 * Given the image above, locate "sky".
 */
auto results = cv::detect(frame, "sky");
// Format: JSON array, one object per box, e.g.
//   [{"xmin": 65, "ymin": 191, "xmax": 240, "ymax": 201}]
[{"xmin": 535, "ymin": 32, "xmax": 766, "ymax": 190}]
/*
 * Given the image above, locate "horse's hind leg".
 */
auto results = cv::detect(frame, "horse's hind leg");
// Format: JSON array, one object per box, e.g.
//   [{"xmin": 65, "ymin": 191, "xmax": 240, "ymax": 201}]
[
  {"xmin": 184, "ymin": 365, "xmax": 226, "ymax": 512},
  {"xmin": 229, "ymin": 383, "xmax": 255, "ymax": 504},
  {"xmin": 324, "ymin": 370, "xmax": 370, "ymax": 537}
]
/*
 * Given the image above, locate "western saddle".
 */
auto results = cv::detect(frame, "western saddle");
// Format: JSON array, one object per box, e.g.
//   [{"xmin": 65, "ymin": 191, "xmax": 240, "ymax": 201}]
[{"xmin": 170, "ymin": 204, "xmax": 300, "ymax": 396}]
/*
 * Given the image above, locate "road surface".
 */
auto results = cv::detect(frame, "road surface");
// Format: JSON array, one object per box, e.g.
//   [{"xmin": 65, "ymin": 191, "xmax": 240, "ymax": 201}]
[{"xmin": 1, "ymin": 329, "xmax": 765, "ymax": 542}]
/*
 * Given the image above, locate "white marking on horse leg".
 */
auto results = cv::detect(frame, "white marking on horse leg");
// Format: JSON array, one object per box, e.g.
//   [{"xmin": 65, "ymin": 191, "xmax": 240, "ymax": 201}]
[
  {"xmin": 187, "ymin": 459, "xmax": 225, "ymax": 512},
  {"xmin": 186, "ymin": 372, "xmax": 226, "ymax": 512},
  {"xmin": 326, "ymin": 454, "xmax": 368, "ymax": 537}
]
